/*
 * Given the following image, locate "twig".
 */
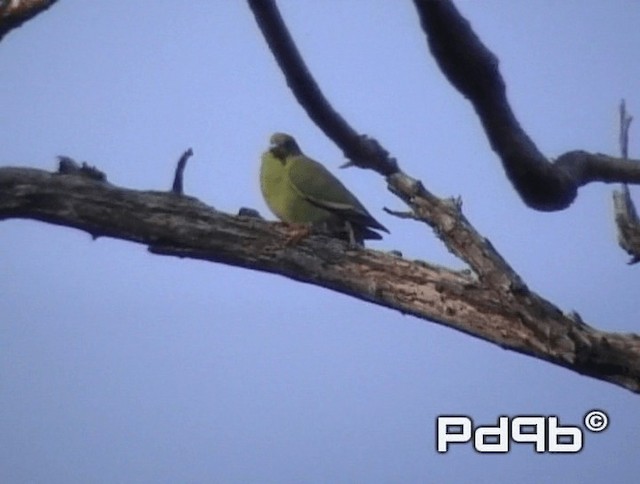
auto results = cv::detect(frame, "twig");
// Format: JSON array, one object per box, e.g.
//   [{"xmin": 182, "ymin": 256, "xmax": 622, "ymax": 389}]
[
  {"xmin": 612, "ymin": 100, "xmax": 640, "ymax": 263},
  {"xmin": 383, "ymin": 207, "xmax": 419, "ymax": 220},
  {"xmin": 171, "ymin": 148, "xmax": 194, "ymax": 195},
  {"xmin": 620, "ymin": 100, "xmax": 633, "ymax": 159}
]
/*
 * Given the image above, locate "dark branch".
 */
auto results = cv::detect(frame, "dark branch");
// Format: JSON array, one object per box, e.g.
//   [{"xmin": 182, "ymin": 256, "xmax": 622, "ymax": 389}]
[
  {"xmin": 0, "ymin": 0, "xmax": 58, "ymax": 41},
  {"xmin": 171, "ymin": 148, "xmax": 194, "ymax": 195},
  {"xmin": 2, "ymin": 165, "xmax": 640, "ymax": 393},
  {"xmin": 620, "ymin": 99, "xmax": 633, "ymax": 160},
  {"xmin": 555, "ymin": 151, "xmax": 640, "ymax": 185},
  {"xmin": 413, "ymin": 0, "xmax": 640, "ymax": 211},
  {"xmin": 247, "ymin": 0, "xmax": 398, "ymax": 176}
]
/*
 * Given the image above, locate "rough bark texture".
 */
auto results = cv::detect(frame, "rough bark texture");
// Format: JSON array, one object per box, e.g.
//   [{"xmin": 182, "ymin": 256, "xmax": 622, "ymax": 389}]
[
  {"xmin": 2, "ymin": 0, "xmax": 639, "ymax": 395},
  {"xmin": 2, "ymin": 165, "xmax": 640, "ymax": 393}
]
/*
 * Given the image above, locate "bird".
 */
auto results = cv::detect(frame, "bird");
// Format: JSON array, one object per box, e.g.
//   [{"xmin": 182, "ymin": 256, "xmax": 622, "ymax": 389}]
[{"xmin": 260, "ymin": 132, "xmax": 389, "ymax": 245}]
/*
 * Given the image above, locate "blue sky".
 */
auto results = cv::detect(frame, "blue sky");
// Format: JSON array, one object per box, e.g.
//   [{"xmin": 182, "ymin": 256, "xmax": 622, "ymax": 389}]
[{"xmin": 1, "ymin": 1, "xmax": 639, "ymax": 483}]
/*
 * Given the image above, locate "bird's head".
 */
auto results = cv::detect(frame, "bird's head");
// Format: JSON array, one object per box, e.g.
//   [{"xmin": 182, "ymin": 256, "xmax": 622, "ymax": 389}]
[{"xmin": 269, "ymin": 132, "xmax": 302, "ymax": 160}]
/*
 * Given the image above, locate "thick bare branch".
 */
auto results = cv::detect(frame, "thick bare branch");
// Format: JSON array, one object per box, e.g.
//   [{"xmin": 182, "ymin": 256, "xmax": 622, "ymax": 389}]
[
  {"xmin": 0, "ymin": 0, "xmax": 58, "ymax": 41},
  {"xmin": 413, "ymin": 0, "xmax": 640, "ymax": 211},
  {"xmin": 2, "ymin": 165, "xmax": 640, "ymax": 393}
]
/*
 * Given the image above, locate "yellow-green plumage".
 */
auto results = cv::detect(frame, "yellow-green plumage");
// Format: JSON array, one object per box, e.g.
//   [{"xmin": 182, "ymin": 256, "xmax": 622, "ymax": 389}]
[{"xmin": 260, "ymin": 133, "xmax": 388, "ymax": 244}]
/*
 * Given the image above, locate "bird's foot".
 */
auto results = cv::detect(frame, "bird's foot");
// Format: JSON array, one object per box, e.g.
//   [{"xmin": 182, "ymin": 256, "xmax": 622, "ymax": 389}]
[{"xmin": 283, "ymin": 223, "xmax": 313, "ymax": 246}]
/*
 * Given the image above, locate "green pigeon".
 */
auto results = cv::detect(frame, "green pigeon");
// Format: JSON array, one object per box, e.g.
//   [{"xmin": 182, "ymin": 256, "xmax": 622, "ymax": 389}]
[{"xmin": 260, "ymin": 132, "xmax": 389, "ymax": 245}]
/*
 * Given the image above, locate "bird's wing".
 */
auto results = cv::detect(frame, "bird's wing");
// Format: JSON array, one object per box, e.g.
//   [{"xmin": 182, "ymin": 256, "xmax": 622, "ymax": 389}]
[{"xmin": 286, "ymin": 155, "xmax": 388, "ymax": 232}]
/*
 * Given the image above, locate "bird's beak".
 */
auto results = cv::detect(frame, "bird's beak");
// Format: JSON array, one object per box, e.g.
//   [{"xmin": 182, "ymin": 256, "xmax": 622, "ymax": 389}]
[{"xmin": 269, "ymin": 142, "xmax": 284, "ymax": 159}]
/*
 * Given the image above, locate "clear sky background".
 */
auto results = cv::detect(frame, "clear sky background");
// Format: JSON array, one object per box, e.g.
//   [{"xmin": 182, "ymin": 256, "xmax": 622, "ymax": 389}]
[{"xmin": 1, "ymin": 1, "xmax": 639, "ymax": 483}]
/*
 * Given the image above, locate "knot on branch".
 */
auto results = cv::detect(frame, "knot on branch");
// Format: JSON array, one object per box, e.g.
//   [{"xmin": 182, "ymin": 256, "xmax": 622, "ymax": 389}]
[{"xmin": 57, "ymin": 156, "xmax": 107, "ymax": 182}]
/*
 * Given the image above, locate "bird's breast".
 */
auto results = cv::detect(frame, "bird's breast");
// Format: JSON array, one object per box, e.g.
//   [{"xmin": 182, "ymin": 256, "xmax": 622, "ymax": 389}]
[{"xmin": 260, "ymin": 156, "xmax": 335, "ymax": 225}]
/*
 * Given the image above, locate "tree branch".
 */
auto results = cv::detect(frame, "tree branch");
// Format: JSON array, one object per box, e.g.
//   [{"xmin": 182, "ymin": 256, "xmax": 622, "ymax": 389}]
[
  {"xmin": 247, "ymin": 0, "xmax": 398, "ymax": 176},
  {"xmin": 1, "ymin": 165, "xmax": 640, "ymax": 393},
  {"xmin": 3, "ymin": 1, "xmax": 637, "ymax": 394},
  {"xmin": 613, "ymin": 186, "xmax": 640, "ymax": 264},
  {"xmin": 612, "ymin": 101, "xmax": 640, "ymax": 263},
  {"xmin": 171, "ymin": 148, "xmax": 194, "ymax": 195},
  {"xmin": 0, "ymin": 0, "xmax": 58, "ymax": 41},
  {"xmin": 413, "ymin": 0, "xmax": 640, "ymax": 211},
  {"xmin": 247, "ymin": 0, "xmax": 523, "ymax": 289}
]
